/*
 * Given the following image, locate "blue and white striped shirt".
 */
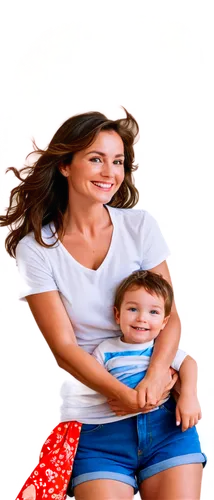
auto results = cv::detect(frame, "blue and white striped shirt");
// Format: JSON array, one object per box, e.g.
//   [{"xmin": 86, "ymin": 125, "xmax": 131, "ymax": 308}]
[{"xmin": 60, "ymin": 337, "xmax": 187, "ymax": 425}]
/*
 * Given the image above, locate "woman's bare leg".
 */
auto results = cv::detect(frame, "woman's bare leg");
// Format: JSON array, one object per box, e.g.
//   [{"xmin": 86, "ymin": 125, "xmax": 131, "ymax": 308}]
[
  {"xmin": 74, "ymin": 479, "xmax": 134, "ymax": 500},
  {"xmin": 139, "ymin": 463, "xmax": 203, "ymax": 500}
]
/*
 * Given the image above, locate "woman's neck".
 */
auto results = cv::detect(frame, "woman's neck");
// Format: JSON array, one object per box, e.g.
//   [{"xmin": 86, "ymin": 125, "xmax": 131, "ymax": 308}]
[{"xmin": 63, "ymin": 201, "xmax": 111, "ymax": 237}]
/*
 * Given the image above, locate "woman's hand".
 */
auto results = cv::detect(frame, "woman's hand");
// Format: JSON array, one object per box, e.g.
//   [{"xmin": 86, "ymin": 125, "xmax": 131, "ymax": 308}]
[
  {"xmin": 108, "ymin": 368, "xmax": 178, "ymax": 416},
  {"xmin": 111, "ymin": 387, "xmax": 139, "ymax": 414},
  {"xmin": 108, "ymin": 396, "xmax": 167, "ymax": 416},
  {"xmin": 108, "ymin": 386, "xmax": 143, "ymax": 416},
  {"xmin": 135, "ymin": 367, "xmax": 178, "ymax": 408}
]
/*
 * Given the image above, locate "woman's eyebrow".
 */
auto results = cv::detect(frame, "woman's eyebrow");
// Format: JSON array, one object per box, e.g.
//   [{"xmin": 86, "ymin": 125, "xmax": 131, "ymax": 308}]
[{"xmin": 86, "ymin": 150, "xmax": 125, "ymax": 158}]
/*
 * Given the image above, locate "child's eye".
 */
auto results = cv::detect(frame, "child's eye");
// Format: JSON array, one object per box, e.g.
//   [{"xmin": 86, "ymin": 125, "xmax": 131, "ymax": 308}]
[
  {"xmin": 150, "ymin": 310, "xmax": 159, "ymax": 315},
  {"xmin": 128, "ymin": 307, "xmax": 137, "ymax": 312}
]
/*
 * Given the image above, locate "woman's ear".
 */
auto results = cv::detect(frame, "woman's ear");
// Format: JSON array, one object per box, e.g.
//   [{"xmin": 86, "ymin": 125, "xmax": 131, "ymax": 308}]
[
  {"xmin": 59, "ymin": 165, "xmax": 69, "ymax": 177},
  {"xmin": 114, "ymin": 306, "xmax": 120, "ymax": 325},
  {"xmin": 59, "ymin": 163, "xmax": 70, "ymax": 177}
]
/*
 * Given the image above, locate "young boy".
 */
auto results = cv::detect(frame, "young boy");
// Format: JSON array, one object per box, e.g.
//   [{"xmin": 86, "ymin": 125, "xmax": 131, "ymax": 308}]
[
  {"xmin": 62, "ymin": 270, "xmax": 206, "ymax": 495},
  {"xmin": 61, "ymin": 270, "xmax": 201, "ymax": 429}
]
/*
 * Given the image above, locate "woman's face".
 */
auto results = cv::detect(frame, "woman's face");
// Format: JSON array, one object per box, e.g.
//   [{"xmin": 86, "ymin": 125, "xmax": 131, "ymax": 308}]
[{"xmin": 61, "ymin": 130, "xmax": 125, "ymax": 205}]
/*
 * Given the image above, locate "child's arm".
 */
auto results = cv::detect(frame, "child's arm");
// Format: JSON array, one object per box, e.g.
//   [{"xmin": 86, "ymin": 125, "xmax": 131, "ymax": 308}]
[{"xmin": 176, "ymin": 355, "xmax": 202, "ymax": 432}]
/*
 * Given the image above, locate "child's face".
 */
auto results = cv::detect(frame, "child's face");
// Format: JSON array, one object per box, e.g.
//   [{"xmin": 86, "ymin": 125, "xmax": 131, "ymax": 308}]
[{"xmin": 114, "ymin": 286, "xmax": 169, "ymax": 344}]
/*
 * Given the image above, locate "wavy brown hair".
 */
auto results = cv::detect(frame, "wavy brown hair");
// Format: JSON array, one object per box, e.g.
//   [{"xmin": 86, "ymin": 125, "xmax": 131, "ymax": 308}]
[{"xmin": 0, "ymin": 108, "xmax": 139, "ymax": 257}]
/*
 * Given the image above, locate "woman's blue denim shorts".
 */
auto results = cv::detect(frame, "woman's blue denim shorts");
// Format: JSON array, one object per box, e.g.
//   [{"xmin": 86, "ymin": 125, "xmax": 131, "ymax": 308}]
[{"xmin": 67, "ymin": 397, "xmax": 206, "ymax": 496}]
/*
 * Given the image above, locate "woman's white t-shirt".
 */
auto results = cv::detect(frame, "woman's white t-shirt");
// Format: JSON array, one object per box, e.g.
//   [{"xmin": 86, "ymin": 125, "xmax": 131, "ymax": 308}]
[{"xmin": 16, "ymin": 206, "xmax": 170, "ymax": 354}]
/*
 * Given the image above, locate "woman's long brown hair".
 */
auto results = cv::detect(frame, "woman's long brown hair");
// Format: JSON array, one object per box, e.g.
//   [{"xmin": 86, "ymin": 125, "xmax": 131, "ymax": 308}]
[{"xmin": 0, "ymin": 108, "xmax": 139, "ymax": 257}]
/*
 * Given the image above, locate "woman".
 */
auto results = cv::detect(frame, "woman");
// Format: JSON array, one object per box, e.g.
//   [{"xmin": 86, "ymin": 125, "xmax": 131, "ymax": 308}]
[{"xmin": 0, "ymin": 109, "xmax": 203, "ymax": 499}]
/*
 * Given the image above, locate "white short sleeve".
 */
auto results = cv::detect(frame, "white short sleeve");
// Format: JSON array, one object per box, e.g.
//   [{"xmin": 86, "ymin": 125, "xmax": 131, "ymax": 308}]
[
  {"xmin": 16, "ymin": 240, "xmax": 58, "ymax": 300},
  {"xmin": 141, "ymin": 212, "xmax": 170, "ymax": 270},
  {"xmin": 92, "ymin": 344, "xmax": 105, "ymax": 366},
  {"xmin": 171, "ymin": 349, "xmax": 188, "ymax": 371}
]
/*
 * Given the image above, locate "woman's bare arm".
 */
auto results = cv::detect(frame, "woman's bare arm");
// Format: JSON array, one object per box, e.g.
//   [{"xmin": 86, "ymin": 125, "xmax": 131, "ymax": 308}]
[
  {"xmin": 136, "ymin": 260, "xmax": 181, "ymax": 407},
  {"xmin": 26, "ymin": 290, "xmax": 138, "ymax": 410},
  {"xmin": 148, "ymin": 260, "xmax": 181, "ymax": 366}
]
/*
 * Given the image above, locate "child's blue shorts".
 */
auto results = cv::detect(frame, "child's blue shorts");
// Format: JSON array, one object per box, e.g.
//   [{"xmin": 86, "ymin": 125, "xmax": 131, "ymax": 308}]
[{"xmin": 68, "ymin": 397, "xmax": 206, "ymax": 496}]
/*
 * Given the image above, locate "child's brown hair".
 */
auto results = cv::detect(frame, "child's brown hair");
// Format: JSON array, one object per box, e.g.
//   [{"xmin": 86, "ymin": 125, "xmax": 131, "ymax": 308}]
[{"xmin": 114, "ymin": 270, "xmax": 174, "ymax": 317}]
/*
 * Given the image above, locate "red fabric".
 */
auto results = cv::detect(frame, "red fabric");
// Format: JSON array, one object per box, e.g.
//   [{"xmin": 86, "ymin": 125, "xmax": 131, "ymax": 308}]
[{"xmin": 15, "ymin": 421, "xmax": 82, "ymax": 500}]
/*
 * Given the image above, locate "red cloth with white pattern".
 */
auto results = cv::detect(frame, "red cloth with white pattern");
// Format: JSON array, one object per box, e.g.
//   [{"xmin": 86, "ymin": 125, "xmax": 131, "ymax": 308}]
[{"xmin": 15, "ymin": 421, "xmax": 82, "ymax": 500}]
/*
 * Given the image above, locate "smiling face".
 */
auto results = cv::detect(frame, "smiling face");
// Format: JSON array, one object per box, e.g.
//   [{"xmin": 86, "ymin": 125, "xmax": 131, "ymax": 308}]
[
  {"xmin": 114, "ymin": 286, "xmax": 169, "ymax": 344},
  {"xmin": 60, "ymin": 130, "xmax": 125, "ymax": 206}
]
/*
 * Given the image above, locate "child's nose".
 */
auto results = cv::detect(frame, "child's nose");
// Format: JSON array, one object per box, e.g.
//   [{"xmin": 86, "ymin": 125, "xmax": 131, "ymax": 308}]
[{"xmin": 137, "ymin": 311, "xmax": 147, "ymax": 322}]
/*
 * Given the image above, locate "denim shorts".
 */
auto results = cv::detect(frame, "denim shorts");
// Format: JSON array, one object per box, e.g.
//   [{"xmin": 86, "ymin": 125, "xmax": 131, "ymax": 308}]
[{"xmin": 67, "ymin": 397, "xmax": 206, "ymax": 496}]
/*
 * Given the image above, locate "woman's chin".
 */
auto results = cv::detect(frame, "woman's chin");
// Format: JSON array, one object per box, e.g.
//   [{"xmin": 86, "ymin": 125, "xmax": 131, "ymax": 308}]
[{"xmin": 89, "ymin": 185, "xmax": 118, "ymax": 204}]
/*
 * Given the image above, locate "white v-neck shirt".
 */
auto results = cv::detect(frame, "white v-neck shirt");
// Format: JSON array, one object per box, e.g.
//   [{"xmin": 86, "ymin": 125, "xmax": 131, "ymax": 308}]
[
  {"xmin": 16, "ymin": 206, "xmax": 169, "ymax": 423},
  {"xmin": 16, "ymin": 206, "xmax": 170, "ymax": 354}
]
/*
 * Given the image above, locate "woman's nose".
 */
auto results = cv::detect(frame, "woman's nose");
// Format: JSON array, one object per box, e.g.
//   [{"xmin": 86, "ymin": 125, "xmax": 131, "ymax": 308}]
[{"xmin": 101, "ymin": 160, "xmax": 114, "ymax": 177}]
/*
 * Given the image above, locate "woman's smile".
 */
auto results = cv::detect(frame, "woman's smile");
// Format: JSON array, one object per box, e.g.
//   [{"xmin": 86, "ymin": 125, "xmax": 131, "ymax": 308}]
[{"xmin": 91, "ymin": 181, "xmax": 114, "ymax": 191}]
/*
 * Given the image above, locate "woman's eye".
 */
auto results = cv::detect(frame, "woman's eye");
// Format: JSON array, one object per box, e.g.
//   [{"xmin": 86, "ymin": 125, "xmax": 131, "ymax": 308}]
[
  {"xmin": 113, "ymin": 160, "xmax": 124, "ymax": 165},
  {"xmin": 89, "ymin": 157, "xmax": 123, "ymax": 165},
  {"xmin": 90, "ymin": 157, "xmax": 102, "ymax": 163}
]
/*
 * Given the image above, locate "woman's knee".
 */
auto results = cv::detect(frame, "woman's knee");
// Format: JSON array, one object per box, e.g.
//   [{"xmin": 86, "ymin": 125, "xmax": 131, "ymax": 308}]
[{"xmin": 74, "ymin": 478, "xmax": 134, "ymax": 500}]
